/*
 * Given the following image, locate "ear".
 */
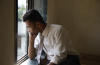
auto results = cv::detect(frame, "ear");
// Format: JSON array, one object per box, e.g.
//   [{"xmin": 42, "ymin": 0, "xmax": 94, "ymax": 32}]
[{"xmin": 36, "ymin": 22, "xmax": 41, "ymax": 27}]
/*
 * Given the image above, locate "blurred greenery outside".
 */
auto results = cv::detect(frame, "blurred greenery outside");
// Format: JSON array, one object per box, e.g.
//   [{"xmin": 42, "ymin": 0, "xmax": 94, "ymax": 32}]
[{"xmin": 18, "ymin": 5, "xmax": 26, "ymax": 21}]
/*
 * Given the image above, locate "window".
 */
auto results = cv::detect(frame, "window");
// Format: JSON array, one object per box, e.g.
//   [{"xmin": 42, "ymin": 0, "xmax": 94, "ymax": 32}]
[
  {"xmin": 15, "ymin": 0, "xmax": 48, "ymax": 65},
  {"xmin": 17, "ymin": 0, "xmax": 28, "ymax": 60}
]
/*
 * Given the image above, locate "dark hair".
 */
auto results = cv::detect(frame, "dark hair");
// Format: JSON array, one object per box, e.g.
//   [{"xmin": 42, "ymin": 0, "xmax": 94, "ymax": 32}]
[{"xmin": 22, "ymin": 9, "xmax": 45, "ymax": 23}]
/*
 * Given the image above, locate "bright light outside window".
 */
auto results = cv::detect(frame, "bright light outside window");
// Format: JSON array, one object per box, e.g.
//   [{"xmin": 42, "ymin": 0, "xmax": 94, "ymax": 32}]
[{"xmin": 17, "ymin": 0, "xmax": 27, "ymax": 60}]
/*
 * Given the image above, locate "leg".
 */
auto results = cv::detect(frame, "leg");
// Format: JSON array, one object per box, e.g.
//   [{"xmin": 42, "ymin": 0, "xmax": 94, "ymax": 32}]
[
  {"xmin": 46, "ymin": 55, "xmax": 81, "ymax": 65},
  {"xmin": 58, "ymin": 59, "xmax": 80, "ymax": 65},
  {"xmin": 58, "ymin": 55, "xmax": 81, "ymax": 65}
]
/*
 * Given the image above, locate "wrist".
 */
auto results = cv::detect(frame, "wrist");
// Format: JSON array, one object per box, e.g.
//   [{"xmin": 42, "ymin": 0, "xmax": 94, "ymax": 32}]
[
  {"xmin": 29, "ymin": 38, "xmax": 34, "ymax": 43},
  {"xmin": 29, "ymin": 40, "xmax": 34, "ymax": 47}
]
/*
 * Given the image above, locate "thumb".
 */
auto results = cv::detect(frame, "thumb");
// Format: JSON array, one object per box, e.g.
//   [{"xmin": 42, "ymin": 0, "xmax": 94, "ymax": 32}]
[{"xmin": 28, "ymin": 32, "xmax": 32, "ymax": 38}]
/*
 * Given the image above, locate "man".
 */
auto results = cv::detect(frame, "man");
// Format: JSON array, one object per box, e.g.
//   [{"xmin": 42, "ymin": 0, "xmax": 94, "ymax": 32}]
[{"xmin": 23, "ymin": 9, "xmax": 81, "ymax": 65}]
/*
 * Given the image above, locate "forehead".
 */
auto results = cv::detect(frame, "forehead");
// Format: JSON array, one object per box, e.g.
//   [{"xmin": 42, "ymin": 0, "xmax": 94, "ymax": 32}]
[{"xmin": 25, "ymin": 20, "xmax": 33, "ymax": 26}]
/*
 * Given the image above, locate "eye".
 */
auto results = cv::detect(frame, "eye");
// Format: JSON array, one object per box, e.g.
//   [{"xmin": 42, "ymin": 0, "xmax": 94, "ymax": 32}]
[{"xmin": 26, "ymin": 26, "xmax": 30, "ymax": 28}]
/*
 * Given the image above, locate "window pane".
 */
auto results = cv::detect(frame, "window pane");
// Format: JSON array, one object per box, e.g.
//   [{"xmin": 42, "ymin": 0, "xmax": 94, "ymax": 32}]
[{"xmin": 17, "ymin": 0, "xmax": 27, "ymax": 60}]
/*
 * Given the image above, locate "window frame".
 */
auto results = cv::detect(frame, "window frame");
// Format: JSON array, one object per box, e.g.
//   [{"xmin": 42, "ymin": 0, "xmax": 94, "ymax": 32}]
[
  {"xmin": 14, "ymin": 0, "xmax": 48, "ymax": 64},
  {"xmin": 14, "ymin": 0, "xmax": 34, "ymax": 64},
  {"xmin": 14, "ymin": 0, "xmax": 18, "ymax": 63}
]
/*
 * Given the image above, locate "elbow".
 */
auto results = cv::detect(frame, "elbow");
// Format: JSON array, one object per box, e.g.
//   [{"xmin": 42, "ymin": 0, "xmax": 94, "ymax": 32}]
[
  {"xmin": 29, "ymin": 57, "xmax": 34, "ymax": 60},
  {"xmin": 28, "ymin": 54, "xmax": 35, "ymax": 60}
]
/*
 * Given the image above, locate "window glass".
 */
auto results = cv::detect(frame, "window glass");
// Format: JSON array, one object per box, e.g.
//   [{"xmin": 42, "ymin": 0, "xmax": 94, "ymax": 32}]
[{"xmin": 17, "ymin": 0, "xmax": 27, "ymax": 60}]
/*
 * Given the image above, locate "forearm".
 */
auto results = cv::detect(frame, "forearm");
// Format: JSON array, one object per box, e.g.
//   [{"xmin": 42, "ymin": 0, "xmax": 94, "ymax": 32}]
[{"xmin": 28, "ymin": 40, "xmax": 35, "ymax": 60}]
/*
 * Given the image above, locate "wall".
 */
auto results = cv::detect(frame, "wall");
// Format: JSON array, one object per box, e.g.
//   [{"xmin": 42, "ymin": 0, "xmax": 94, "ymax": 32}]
[
  {"xmin": 47, "ymin": 0, "xmax": 100, "ymax": 56},
  {"xmin": 0, "ymin": 0, "xmax": 100, "ymax": 65},
  {"xmin": 47, "ymin": 0, "xmax": 58, "ymax": 24},
  {"xmin": 0, "ymin": 0, "xmax": 14, "ymax": 65}
]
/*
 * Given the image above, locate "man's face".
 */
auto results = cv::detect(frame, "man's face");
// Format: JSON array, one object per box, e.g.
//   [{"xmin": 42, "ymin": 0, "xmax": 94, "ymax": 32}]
[{"xmin": 25, "ymin": 20, "xmax": 40, "ymax": 35}]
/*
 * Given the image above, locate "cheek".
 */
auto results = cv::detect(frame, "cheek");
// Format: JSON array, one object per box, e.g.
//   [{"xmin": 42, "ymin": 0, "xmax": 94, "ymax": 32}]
[
  {"xmin": 31, "ymin": 27, "xmax": 36, "ymax": 32},
  {"xmin": 29, "ymin": 27, "xmax": 38, "ymax": 33},
  {"xmin": 30, "ymin": 28, "xmax": 34, "ymax": 32}
]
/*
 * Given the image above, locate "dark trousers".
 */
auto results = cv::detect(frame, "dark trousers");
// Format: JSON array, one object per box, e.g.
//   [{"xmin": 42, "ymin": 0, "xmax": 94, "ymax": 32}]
[{"xmin": 46, "ymin": 55, "xmax": 81, "ymax": 65}]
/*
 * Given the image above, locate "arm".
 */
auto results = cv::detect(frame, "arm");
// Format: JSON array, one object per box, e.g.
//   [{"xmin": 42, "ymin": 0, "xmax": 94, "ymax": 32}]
[
  {"xmin": 28, "ymin": 32, "xmax": 37, "ymax": 60},
  {"xmin": 49, "ymin": 27, "xmax": 69, "ymax": 64}
]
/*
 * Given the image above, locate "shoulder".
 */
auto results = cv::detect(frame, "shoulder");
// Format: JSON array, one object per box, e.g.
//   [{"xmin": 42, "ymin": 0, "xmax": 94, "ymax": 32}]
[
  {"xmin": 51, "ymin": 24, "xmax": 62, "ymax": 28},
  {"xmin": 50, "ymin": 24, "xmax": 63, "ymax": 31},
  {"xmin": 49, "ymin": 24, "xmax": 69, "ymax": 35}
]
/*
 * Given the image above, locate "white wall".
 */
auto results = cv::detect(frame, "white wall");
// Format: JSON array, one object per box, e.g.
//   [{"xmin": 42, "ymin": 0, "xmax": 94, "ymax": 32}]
[
  {"xmin": 0, "ymin": 0, "xmax": 14, "ymax": 65},
  {"xmin": 47, "ymin": 0, "xmax": 100, "ymax": 56}
]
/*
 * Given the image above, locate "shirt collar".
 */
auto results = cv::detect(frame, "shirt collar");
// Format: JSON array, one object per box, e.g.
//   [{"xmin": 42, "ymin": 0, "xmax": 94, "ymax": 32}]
[{"xmin": 42, "ymin": 24, "xmax": 50, "ymax": 37}]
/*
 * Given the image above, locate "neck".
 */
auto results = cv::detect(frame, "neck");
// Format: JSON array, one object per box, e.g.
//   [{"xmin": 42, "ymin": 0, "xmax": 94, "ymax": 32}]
[{"xmin": 40, "ymin": 23, "xmax": 47, "ymax": 34}]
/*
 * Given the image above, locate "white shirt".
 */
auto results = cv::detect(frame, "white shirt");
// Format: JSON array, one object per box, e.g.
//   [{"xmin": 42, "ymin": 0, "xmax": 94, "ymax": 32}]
[{"xmin": 34, "ymin": 24, "xmax": 80, "ymax": 64}]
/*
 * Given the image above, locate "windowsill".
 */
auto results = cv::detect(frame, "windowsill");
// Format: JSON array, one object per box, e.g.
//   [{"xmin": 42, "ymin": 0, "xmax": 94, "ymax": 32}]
[
  {"xmin": 21, "ymin": 58, "xmax": 38, "ymax": 65},
  {"xmin": 21, "ymin": 55, "xmax": 45, "ymax": 65},
  {"xmin": 21, "ymin": 51, "xmax": 46, "ymax": 65}
]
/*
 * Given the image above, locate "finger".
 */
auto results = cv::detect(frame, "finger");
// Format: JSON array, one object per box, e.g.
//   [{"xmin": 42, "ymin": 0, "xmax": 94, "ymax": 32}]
[{"xmin": 28, "ymin": 32, "xmax": 31, "ymax": 38}]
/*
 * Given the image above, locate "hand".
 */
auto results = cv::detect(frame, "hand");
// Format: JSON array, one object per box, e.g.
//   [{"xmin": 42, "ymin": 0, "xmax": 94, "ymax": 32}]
[
  {"xmin": 47, "ymin": 62, "xmax": 57, "ymax": 65},
  {"xmin": 28, "ymin": 32, "xmax": 38, "ymax": 43},
  {"xmin": 28, "ymin": 32, "xmax": 38, "ymax": 60}
]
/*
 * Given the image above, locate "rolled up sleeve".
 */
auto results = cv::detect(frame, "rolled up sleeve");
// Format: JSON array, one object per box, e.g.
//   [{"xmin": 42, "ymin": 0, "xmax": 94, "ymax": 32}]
[{"xmin": 50, "ymin": 27, "xmax": 69, "ymax": 64}]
